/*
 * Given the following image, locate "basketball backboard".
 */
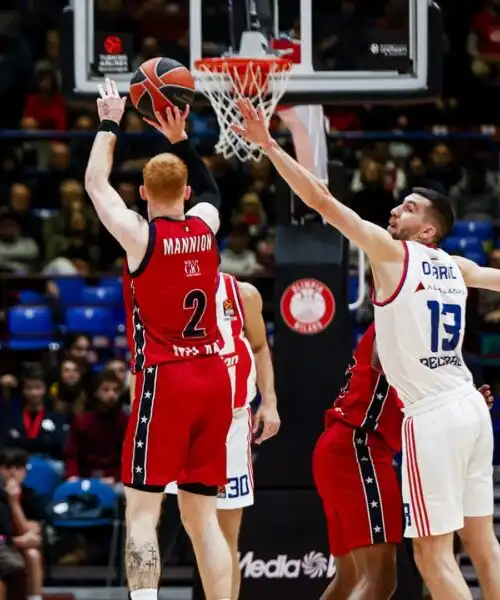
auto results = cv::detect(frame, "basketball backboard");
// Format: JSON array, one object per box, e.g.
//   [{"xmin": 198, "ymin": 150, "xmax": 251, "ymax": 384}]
[{"xmin": 64, "ymin": 0, "xmax": 441, "ymax": 103}]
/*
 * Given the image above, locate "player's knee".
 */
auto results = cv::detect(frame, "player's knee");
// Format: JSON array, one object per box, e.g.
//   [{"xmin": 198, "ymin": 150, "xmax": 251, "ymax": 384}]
[
  {"xmin": 23, "ymin": 548, "xmax": 42, "ymax": 569},
  {"xmin": 460, "ymin": 524, "xmax": 500, "ymax": 564},
  {"xmin": 413, "ymin": 538, "xmax": 455, "ymax": 577}
]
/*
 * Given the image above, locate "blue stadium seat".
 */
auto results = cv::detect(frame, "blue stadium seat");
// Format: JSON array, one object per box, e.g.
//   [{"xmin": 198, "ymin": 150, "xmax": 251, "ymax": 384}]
[
  {"xmin": 99, "ymin": 276, "xmax": 122, "ymax": 291},
  {"xmin": 54, "ymin": 277, "xmax": 85, "ymax": 304},
  {"xmin": 18, "ymin": 290, "xmax": 45, "ymax": 305},
  {"xmin": 7, "ymin": 306, "xmax": 54, "ymax": 350},
  {"xmin": 24, "ymin": 456, "xmax": 63, "ymax": 506},
  {"xmin": 65, "ymin": 307, "xmax": 116, "ymax": 335},
  {"xmin": 441, "ymin": 236, "xmax": 484, "ymax": 254},
  {"xmin": 464, "ymin": 251, "xmax": 487, "ymax": 266},
  {"xmin": 81, "ymin": 286, "xmax": 122, "ymax": 306},
  {"xmin": 453, "ymin": 220, "xmax": 494, "ymax": 240},
  {"xmin": 49, "ymin": 479, "xmax": 120, "ymax": 586}
]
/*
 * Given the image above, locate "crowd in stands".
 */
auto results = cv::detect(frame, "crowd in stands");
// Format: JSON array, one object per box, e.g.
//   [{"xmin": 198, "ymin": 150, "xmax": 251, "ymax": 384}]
[{"xmin": 0, "ymin": 0, "xmax": 498, "ymax": 596}]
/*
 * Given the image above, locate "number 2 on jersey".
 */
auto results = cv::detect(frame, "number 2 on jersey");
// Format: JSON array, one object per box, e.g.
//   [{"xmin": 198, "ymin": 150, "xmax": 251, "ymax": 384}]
[
  {"xmin": 427, "ymin": 301, "xmax": 462, "ymax": 352},
  {"xmin": 183, "ymin": 290, "xmax": 207, "ymax": 339}
]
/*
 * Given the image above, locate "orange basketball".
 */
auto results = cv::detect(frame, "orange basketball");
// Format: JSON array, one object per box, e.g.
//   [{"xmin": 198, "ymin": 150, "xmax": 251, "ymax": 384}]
[{"xmin": 129, "ymin": 57, "xmax": 195, "ymax": 120}]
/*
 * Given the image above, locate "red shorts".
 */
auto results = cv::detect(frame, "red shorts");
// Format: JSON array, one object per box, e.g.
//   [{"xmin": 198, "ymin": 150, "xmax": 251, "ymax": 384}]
[
  {"xmin": 122, "ymin": 355, "xmax": 232, "ymax": 489},
  {"xmin": 312, "ymin": 420, "xmax": 402, "ymax": 556}
]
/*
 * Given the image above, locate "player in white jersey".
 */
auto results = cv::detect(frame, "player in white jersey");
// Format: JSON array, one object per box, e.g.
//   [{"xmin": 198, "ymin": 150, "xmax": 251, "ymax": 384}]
[
  {"xmin": 166, "ymin": 272, "xmax": 279, "ymax": 600},
  {"xmin": 233, "ymin": 100, "xmax": 500, "ymax": 600}
]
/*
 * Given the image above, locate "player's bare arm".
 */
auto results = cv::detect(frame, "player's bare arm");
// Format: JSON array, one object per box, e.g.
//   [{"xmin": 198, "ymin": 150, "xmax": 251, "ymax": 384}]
[
  {"xmin": 238, "ymin": 281, "xmax": 280, "ymax": 444},
  {"xmin": 144, "ymin": 107, "xmax": 221, "ymax": 234},
  {"xmin": 85, "ymin": 78, "xmax": 149, "ymax": 264},
  {"xmin": 232, "ymin": 99, "xmax": 403, "ymax": 263},
  {"xmin": 454, "ymin": 255, "xmax": 500, "ymax": 292}
]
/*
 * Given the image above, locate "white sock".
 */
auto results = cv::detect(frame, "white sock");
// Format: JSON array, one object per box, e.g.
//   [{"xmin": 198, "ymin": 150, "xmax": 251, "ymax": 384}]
[
  {"xmin": 28, "ymin": 596, "xmax": 43, "ymax": 600},
  {"xmin": 130, "ymin": 590, "xmax": 157, "ymax": 600}
]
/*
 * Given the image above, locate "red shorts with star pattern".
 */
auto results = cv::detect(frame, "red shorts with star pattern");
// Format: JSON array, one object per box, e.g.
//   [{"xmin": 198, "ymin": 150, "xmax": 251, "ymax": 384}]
[
  {"xmin": 121, "ymin": 356, "xmax": 232, "ymax": 489},
  {"xmin": 312, "ymin": 420, "xmax": 402, "ymax": 556}
]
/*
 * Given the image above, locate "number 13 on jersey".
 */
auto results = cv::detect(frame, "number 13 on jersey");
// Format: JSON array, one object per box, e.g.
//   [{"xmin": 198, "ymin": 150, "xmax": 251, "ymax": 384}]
[{"xmin": 427, "ymin": 301, "xmax": 463, "ymax": 353}]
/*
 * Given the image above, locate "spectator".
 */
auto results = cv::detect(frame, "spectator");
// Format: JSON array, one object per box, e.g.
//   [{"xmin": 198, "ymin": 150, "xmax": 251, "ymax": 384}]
[
  {"xmin": 4, "ymin": 370, "xmax": 68, "ymax": 461},
  {"xmin": 23, "ymin": 69, "xmax": 67, "ymax": 131},
  {"xmin": 104, "ymin": 359, "xmax": 131, "ymax": 408},
  {"xmin": 220, "ymin": 223, "xmax": 258, "ymax": 277},
  {"xmin": 65, "ymin": 371, "xmax": 129, "ymax": 486},
  {"xmin": 60, "ymin": 334, "xmax": 95, "ymax": 392},
  {"xmin": 399, "ymin": 155, "xmax": 445, "ymax": 200},
  {"xmin": 34, "ymin": 29, "xmax": 61, "ymax": 84},
  {"xmin": 34, "ymin": 142, "xmax": 77, "ymax": 208},
  {"xmin": 426, "ymin": 143, "xmax": 462, "ymax": 192},
  {"xmin": 0, "ymin": 448, "xmax": 44, "ymax": 600},
  {"xmin": 45, "ymin": 207, "xmax": 100, "ymax": 267},
  {"xmin": 232, "ymin": 192, "xmax": 267, "ymax": 238},
  {"xmin": 468, "ymin": 1, "xmax": 500, "ymax": 81},
  {"xmin": 5, "ymin": 183, "xmax": 42, "ymax": 244},
  {"xmin": 0, "ymin": 479, "xmax": 27, "ymax": 600},
  {"xmin": 0, "ymin": 375, "xmax": 22, "ymax": 447},
  {"xmin": 48, "ymin": 359, "xmax": 87, "ymax": 419},
  {"xmin": 0, "ymin": 212, "xmax": 39, "ymax": 274},
  {"xmin": 450, "ymin": 161, "xmax": 500, "ymax": 222},
  {"xmin": 254, "ymin": 228, "xmax": 275, "ymax": 278},
  {"xmin": 350, "ymin": 159, "xmax": 395, "ymax": 229}
]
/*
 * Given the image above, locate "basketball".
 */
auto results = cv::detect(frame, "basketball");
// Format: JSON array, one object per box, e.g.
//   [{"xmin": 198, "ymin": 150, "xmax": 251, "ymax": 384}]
[{"xmin": 129, "ymin": 57, "xmax": 196, "ymax": 120}]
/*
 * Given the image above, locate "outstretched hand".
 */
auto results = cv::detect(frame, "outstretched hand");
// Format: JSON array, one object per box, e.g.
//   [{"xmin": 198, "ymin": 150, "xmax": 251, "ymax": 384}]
[
  {"xmin": 143, "ymin": 106, "xmax": 189, "ymax": 144},
  {"xmin": 97, "ymin": 78, "xmax": 127, "ymax": 125},
  {"xmin": 231, "ymin": 99, "xmax": 274, "ymax": 148}
]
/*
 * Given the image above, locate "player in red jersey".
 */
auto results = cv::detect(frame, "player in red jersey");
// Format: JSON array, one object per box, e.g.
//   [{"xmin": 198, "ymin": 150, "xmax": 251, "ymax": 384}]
[
  {"xmin": 313, "ymin": 324, "xmax": 493, "ymax": 600},
  {"xmin": 85, "ymin": 79, "xmax": 232, "ymax": 600}
]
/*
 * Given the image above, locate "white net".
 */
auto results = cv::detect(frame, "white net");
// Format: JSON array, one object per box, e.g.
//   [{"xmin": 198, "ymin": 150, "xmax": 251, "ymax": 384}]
[{"xmin": 196, "ymin": 58, "xmax": 292, "ymax": 162}]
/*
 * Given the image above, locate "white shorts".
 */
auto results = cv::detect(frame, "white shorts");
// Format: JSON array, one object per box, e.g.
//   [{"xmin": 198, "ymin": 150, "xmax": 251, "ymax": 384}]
[
  {"xmin": 401, "ymin": 386, "xmax": 494, "ymax": 538},
  {"xmin": 165, "ymin": 407, "xmax": 254, "ymax": 510}
]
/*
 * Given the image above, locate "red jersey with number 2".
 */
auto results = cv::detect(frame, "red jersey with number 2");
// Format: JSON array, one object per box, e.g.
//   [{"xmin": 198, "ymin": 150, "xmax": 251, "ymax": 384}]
[
  {"xmin": 123, "ymin": 215, "xmax": 220, "ymax": 372},
  {"xmin": 325, "ymin": 323, "xmax": 403, "ymax": 453}
]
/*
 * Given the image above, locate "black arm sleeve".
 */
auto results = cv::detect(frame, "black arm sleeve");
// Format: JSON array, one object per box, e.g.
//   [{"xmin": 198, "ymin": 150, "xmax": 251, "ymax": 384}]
[{"xmin": 168, "ymin": 139, "xmax": 221, "ymax": 209}]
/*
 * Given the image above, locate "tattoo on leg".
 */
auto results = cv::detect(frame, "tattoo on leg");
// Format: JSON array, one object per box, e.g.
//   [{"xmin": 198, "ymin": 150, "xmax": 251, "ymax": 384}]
[{"xmin": 126, "ymin": 536, "xmax": 161, "ymax": 591}]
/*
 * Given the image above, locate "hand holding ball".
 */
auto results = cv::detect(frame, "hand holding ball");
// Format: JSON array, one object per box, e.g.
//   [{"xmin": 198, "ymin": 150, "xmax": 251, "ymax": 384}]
[{"xmin": 129, "ymin": 57, "xmax": 195, "ymax": 121}]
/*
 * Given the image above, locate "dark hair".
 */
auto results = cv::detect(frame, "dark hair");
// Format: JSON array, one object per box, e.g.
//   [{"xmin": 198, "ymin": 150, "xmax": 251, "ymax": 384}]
[
  {"xmin": 0, "ymin": 447, "xmax": 28, "ymax": 468},
  {"xmin": 22, "ymin": 367, "xmax": 46, "ymax": 387},
  {"xmin": 94, "ymin": 370, "xmax": 121, "ymax": 393},
  {"xmin": 413, "ymin": 187, "xmax": 455, "ymax": 242},
  {"xmin": 230, "ymin": 223, "xmax": 250, "ymax": 237}
]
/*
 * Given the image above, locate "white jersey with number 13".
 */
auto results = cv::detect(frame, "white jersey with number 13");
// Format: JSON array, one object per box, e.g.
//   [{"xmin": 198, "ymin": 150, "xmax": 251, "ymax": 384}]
[{"xmin": 373, "ymin": 240, "xmax": 472, "ymax": 407}]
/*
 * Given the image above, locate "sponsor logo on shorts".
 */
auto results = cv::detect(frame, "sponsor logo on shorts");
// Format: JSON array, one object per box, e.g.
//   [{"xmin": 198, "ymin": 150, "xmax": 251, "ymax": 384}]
[
  {"xmin": 239, "ymin": 551, "xmax": 335, "ymax": 579},
  {"xmin": 280, "ymin": 279, "xmax": 335, "ymax": 335}
]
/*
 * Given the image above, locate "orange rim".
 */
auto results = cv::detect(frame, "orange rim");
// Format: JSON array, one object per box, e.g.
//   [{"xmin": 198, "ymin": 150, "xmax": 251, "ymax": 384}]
[{"xmin": 195, "ymin": 57, "xmax": 293, "ymax": 74}]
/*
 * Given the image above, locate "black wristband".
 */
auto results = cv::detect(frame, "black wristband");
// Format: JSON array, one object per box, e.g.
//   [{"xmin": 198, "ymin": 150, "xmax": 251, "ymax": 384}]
[{"xmin": 98, "ymin": 119, "xmax": 120, "ymax": 135}]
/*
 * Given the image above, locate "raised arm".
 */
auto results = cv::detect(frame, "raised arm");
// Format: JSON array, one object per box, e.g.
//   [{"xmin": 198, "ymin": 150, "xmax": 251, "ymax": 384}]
[
  {"xmin": 232, "ymin": 100, "xmax": 402, "ymax": 263},
  {"xmin": 144, "ymin": 108, "xmax": 221, "ymax": 234},
  {"xmin": 84, "ymin": 79, "xmax": 149, "ymax": 264},
  {"xmin": 237, "ymin": 280, "xmax": 280, "ymax": 444},
  {"xmin": 454, "ymin": 255, "xmax": 500, "ymax": 291}
]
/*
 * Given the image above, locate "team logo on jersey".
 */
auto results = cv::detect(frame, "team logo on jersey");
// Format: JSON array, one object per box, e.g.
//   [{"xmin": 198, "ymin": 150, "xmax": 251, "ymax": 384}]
[
  {"xmin": 280, "ymin": 279, "xmax": 335, "ymax": 335},
  {"xmin": 184, "ymin": 259, "xmax": 200, "ymax": 276},
  {"xmin": 223, "ymin": 298, "xmax": 236, "ymax": 319}
]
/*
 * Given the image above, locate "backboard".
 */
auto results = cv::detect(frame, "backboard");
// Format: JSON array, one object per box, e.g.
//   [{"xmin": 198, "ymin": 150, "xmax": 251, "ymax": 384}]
[{"xmin": 64, "ymin": 0, "xmax": 441, "ymax": 104}]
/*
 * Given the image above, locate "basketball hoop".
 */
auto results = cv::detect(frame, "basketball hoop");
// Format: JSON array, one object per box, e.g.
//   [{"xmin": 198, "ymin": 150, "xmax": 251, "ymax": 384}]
[{"xmin": 195, "ymin": 56, "xmax": 292, "ymax": 162}]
